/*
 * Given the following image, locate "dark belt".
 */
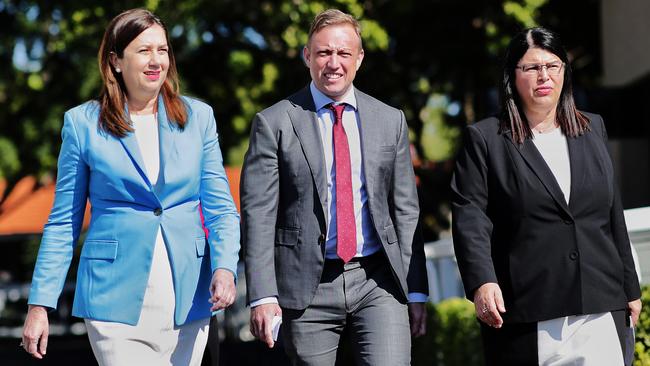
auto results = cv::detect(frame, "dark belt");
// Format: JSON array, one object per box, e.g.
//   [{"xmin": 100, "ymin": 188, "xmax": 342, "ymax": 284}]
[{"xmin": 324, "ymin": 251, "xmax": 383, "ymax": 264}]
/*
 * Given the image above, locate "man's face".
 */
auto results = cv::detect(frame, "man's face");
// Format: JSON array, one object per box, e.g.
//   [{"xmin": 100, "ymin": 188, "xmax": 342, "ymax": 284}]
[{"xmin": 303, "ymin": 24, "xmax": 364, "ymax": 101}]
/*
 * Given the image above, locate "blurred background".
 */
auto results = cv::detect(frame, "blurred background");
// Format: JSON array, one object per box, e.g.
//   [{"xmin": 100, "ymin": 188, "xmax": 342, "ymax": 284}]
[{"xmin": 1, "ymin": 0, "xmax": 649, "ymax": 365}]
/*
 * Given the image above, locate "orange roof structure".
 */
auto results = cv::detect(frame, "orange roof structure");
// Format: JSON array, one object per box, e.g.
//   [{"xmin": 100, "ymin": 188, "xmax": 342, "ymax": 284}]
[
  {"xmin": 0, "ymin": 179, "xmax": 6, "ymax": 202},
  {"xmin": 0, "ymin": 167, "xmax": 241, "ymax": 236},
  {"xmin": 224, "ymin": 166, "xmax": 241, "ymax": 212}
]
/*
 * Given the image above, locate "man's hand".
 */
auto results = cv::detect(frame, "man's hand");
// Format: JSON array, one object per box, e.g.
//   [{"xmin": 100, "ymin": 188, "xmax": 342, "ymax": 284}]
[
  {"xmin": 22, "ymin": 305, "xmax": 49, "ymax": 359},
  {"xmin": 250, "ymin": 303, "xmax": 282, "ymax": 348},
  {"xmin": 628, "ymin": 298, "xmax": 642, "ymax": 327},
  {"xmin": 473, "ymin": 282, "xmax": 506, "ymax": 328},
  {"xmin": 209, "ymin": 269, "xmax": 236, "ymax": 312},
  {"xmin": 408, "ymin": 302, "xmax": 427, "ymax": 337}
]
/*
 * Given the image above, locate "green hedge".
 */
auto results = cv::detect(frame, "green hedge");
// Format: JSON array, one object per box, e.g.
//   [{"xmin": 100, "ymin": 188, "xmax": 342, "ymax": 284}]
[
  {"xmin": 412, "ymin": 298, "xmax": 483, "ymax": 366},
  {"xmin": 635, "ymin": 285, "xmax": 650, "ymax": 366},
  {"xmin": 412, "ymin": 286, "xmax": 650, "ymax": 366}
]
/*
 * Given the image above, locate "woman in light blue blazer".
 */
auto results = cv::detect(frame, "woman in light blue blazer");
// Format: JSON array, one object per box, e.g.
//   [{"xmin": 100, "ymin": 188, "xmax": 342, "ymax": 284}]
[{"xmin": 21, "ymin": 9, "xmax": 240, "ymax": 365}]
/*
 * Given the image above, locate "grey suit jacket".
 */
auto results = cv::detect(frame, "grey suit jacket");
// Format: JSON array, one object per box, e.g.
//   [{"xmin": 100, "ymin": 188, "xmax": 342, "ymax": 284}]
[{"xmin": 241, "ymin": 86, "xmax": 428, "ymax": 310}]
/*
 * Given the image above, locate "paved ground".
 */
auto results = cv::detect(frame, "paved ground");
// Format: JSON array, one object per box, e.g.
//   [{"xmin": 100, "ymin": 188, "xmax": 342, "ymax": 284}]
[{"xmin": 0, "ymin": 336, "xmax": 291, "ymax": 366}]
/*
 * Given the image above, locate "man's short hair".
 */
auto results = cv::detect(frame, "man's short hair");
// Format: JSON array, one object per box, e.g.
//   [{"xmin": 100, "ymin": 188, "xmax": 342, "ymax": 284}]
[{"xmin": 307, "ymin": 9, "xmax": 362, "ymax": 49}]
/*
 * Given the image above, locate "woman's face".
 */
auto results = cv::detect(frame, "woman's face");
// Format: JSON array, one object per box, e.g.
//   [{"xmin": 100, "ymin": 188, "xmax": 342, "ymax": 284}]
[
  {"xmin": 514, "ymin": 47, "xmax": 564, "ymax": 114},
  {"xmin": 112, "ymin": 24, "xmax": 169, "ymax": 102}
]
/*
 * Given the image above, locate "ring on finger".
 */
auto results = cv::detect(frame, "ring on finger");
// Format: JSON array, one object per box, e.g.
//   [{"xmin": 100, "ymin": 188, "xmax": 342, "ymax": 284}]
[{"xmin": 481, "ymin": 305, "xmax": 489, "ymax": 314}]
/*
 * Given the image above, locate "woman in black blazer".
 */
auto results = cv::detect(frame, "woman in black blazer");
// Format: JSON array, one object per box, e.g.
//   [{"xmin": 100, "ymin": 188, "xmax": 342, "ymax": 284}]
[{"xmin": 451, "ymin": 27, "xmax": 642, "ymax": 365}]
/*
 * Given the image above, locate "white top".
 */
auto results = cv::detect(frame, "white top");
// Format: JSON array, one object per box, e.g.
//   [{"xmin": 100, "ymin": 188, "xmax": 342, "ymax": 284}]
[
  {"xmin": 309, "ymin": 82, "xmax": 381, "ymax": 260},
  {"xmin": 130, "ymin": 113, "xmax": 160, "ymax": 184},
  {"xmin": 532, "ymin": 127, "xmax": 571, "ymax": 203}
]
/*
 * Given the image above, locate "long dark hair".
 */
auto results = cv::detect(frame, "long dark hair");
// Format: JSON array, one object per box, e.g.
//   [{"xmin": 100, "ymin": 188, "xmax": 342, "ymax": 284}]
[
  {"xmin": 500, "ymin": 27, "xmax": 589, "ymax": 144},
  {"xmin": 97, "ymin": 8, "xmax": 186, "ymax": 137}
]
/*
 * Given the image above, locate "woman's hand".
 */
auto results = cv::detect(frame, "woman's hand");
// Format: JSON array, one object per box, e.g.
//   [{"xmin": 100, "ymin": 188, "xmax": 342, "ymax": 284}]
[
  {"xmin": 22, "ymin": 305, "xmax": 49, "ymax": 359},
  {"xmin": 628, "ymin": 298, "xmax": 642, "ymax": 327},
  {"xmin": 473, "ymin": 282, "xmax": 506, "ymax": 328},
  {"xmin": 209, "ymin": 269, "xmax": 236, "ymax": 312}
]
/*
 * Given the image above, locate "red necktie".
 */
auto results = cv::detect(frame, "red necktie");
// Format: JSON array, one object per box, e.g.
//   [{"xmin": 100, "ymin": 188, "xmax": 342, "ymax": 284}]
[{"xmin": 328, "ymin": 103, "xmax": 356, "ymax": 263}]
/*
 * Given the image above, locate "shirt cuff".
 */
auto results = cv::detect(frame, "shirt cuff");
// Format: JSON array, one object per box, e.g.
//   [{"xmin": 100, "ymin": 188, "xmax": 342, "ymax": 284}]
[
  {"xmin": 250, "ymin": 296, "xmax": 279, "ymax": 308},
  {"xmin": 408, "ymin": 292, "xmax": 428, "ymax": 303}
]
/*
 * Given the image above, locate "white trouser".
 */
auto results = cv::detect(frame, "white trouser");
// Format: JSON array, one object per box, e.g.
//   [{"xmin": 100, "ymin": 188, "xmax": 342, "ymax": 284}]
[
  {"xmin": 85, "ymin": 230, "xmax": 210, "ymax": 366},
  {"xmin": 538, "ymin": 312, "xmax": 623, "ymax": 366}
]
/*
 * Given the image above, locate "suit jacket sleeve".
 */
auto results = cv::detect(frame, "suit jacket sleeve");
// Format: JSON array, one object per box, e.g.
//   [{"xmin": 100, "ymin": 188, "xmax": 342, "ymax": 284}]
[
  {"xmin": 241, "ymin": 112, "xmax": 280, "ymax": 303},
  {"xmin": 28, "ymin": 112, "xmax": 90, "ymax": 309},
  {"xmin": 200, "ymin": 107, "xmax": 241, "ymax": 276},
  {"xmin": 393, "ymin": 111, "xmax": 428, "ymax": 295},
  {"xmin": 451, "ymin": 125, "xmax": 498, "ymax": 300},
  {"xmin": 596, "ymin": 115, "xmax": 642, "ymax": 301}
]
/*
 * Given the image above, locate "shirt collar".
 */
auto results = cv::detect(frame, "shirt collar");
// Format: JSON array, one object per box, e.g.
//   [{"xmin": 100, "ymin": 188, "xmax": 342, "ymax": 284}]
[{"xmin": 309, "ymin": 82, "xmax": 357, "ymax": 111}]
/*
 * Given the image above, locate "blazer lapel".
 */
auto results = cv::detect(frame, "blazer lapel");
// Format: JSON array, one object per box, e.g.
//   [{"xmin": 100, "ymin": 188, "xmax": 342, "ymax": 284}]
[
  {"xmin": 355, "ymin": 90, "xmax": 380, "ymax": 198},
  {"xmin": 287, "ymin": 87, "xmax": 328, "ymax": 219},
  {"xmin": 566, "ymin": 134, "xmax": 586, "ymax": 210},
  {"xmin": 119, "ymin": 119, "xmax": 152, "ymax": 190},
  {"xmin": 505, "ymin": 132, "xmax": 573, "ymax": 218},
  {"xmin": 157, "ymin": 96, "xmax": 176, "ymax": 191}
]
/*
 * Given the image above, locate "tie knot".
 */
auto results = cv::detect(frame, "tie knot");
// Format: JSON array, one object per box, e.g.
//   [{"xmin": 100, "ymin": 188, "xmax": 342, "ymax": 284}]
[{"xmin": 327, "ymin": 103, "xmax": 346, "ymax": 123}]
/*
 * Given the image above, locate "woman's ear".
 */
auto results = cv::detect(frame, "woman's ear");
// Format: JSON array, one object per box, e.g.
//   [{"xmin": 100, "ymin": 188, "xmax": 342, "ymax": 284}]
[{"xmin": 110, "ymin": 52, "xmax": 121, "ymax": 73}]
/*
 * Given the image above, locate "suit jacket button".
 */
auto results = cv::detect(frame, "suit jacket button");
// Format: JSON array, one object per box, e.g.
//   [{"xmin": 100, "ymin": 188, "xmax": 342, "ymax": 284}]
[
  {"xmin": 564, "ymin": 219, "xmax": 573, "ymax": 225},
  {"xmin": 154, "ymin": 208, "xmax": 163, "ymax": 216},
  {"xmin": 318, "ymin": 234, "xmax": 326, "ymax": 244},
  {"xmin": 569, "ymin": 251, "xmax": 579, "ymax": 260}
]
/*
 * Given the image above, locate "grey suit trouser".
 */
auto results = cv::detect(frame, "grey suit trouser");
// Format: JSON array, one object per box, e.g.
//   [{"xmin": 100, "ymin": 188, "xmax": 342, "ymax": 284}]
[{"xmin": 281, "ymin": 253, "xmax": 411, "ymax": 366}]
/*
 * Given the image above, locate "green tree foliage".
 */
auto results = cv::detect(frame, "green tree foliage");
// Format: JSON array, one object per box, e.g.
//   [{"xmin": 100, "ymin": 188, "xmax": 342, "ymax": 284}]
[{"xmin": 2, "ymin": 0, "xmax": 605, "ymax": 241}]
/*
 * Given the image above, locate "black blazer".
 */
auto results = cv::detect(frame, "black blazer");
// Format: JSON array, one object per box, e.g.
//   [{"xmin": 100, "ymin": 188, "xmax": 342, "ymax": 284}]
[{"xmin": 451, "ymin": 113, "xmax": 641, "ymax": 323}]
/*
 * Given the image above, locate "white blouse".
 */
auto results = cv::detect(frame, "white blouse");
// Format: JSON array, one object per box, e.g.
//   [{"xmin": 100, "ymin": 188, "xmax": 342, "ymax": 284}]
[
  {"xmin": 130, "ymin": 113, "xmax": 160, "ymax": 184},
  {"xmin": 532, "ymin": 127, "xmax": 571, "ymax": 203}
]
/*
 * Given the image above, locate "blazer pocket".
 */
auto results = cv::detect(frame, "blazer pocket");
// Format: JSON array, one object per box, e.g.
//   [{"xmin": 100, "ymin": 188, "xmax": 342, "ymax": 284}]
[
  {"xmin": 196, "ymin": 237, "xmax": 207, "ymax": 257},
  {"xmin": 275, "ymin": 228, "xmax": 299, "ymax": 247},
  {"xmin": 81, "ymin": 240, "xmax": 118, "ymax": 260},
  {"xmin": 385, "ymin": 225, "xmax": 398, "ymax": 245},
  {"xmin": 380, "ymin": 145, "xmax": 396, "ymax": 153}
]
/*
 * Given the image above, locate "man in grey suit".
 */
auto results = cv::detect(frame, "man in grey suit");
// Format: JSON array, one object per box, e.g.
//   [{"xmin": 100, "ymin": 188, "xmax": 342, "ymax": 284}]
[{"xmin": 241, "ymin": 9, "xmax": 428, "ymax": 365}]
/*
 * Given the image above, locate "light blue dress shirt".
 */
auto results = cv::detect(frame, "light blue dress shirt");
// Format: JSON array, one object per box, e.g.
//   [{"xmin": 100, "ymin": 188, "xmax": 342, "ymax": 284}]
[{"xmin": 309, "ymin": 82, "xmax": 382, "ymax": 259}]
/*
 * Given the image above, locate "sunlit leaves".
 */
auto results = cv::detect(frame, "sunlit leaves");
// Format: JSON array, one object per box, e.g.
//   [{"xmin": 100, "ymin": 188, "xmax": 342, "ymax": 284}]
[
  {"xmin": 0, "ymin": 137, "xmax": 20, "ymax": 179},
  {"xmin": 229, "ymin": 50, "xmax": 254, "ymax": 73},
  {"xmin": 260, "ymin": 63, "xmax": 279, "ymax": 92},
  {"xmin": 419, "ymin": 94, "xmax": 461, "ymax": 162},
  {"xmin": 360, "ymin": 19, "xmax": 388, "ymax": 51},
  {"xmin": 26, "ymin": 73, "xmax": 43, "ymax": 90},
  {"xmin": 503, "ymin": 0, "xmax": 547, "ymax": 28},
  {"xmin": 145, "ymin": 0, "xmax": 160, "ymax": 12}
]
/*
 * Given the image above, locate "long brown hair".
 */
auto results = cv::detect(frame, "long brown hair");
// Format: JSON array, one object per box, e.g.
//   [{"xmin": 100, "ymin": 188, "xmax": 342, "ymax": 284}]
[
  {"xmin": 97, "ymin": 8, "xmax": 186, "ymax": 137},
  {"xmin": 500, "ymin": 27, "xmax": 589, "ymax": 144}
]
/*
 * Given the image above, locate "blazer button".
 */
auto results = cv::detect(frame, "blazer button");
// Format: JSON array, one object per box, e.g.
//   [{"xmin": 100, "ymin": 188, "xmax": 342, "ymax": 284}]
[
  {"xmin": 153, "ymin": 208, "xmax": 163, "ymax": 216},
  {"xmin": 318, "ymin": 234, "xmax": 326, "ymax": 245},
  {"xmin": 569, "ymin": 251, "xmax": 579, "ymax": 260},
  {"xmin": 563, "ymin": 219, "xmax": 573, "ymax": 225}
]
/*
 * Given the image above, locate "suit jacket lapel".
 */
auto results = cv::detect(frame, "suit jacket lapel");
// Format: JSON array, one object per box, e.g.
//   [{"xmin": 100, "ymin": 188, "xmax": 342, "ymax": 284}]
[
  {"xmin": 287, "ymin": 87, "xmax": 328, "ymax": 219},
  {"xmin": 505, "ymin": 132, "xmax": 573, "ymax": 218},
  {"xmin": 118, "ymin": 96, "xmax": 174, "ymax": 194},
  {"xmin": 157, "ymin": 97, "xmax": 176, "ymax": 192},
  {"xmin": 355, "ymin": 90, "xmax": 380, "ymax": 198},
  {"xmin": 119, "ymin": 113, "xmax": 152, "ymax": 190},
  {"xmin": 566, "ymin": 134, "xmax": 586, "ymax": 210}
]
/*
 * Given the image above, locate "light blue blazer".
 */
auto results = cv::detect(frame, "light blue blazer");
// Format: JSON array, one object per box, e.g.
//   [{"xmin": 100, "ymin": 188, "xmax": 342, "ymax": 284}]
[{"xmin": 28, "ymin": 96, "xmax": 240, "ymax": 326}]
